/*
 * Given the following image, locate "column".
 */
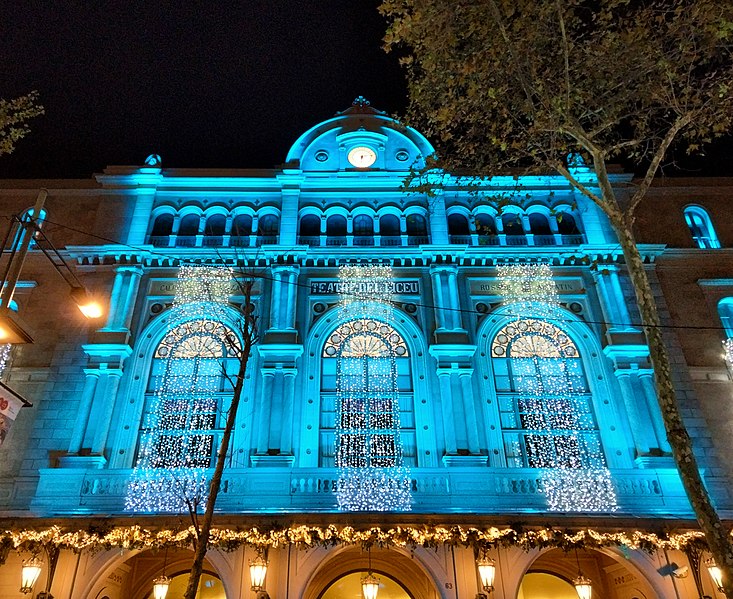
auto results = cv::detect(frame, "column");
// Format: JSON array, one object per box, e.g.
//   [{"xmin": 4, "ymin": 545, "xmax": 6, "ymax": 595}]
[
  {"xmin": 446, "ymin": 269, "xmax": 462, "ymax": 330},
  {"xmin": 431, "ymin": 268, "xmax": 446, "ymax": 330},
  {"xmin": 638, "ymin": 370, "xmax": 672, "ymax": 453},
  {"xmin": 592, "ymin": 266, "xmax": 632, "ymax": 330},
  {"xmin": 438, "ymin": 370, "xmax": 458, "ymax": 454},
  {"xmin": 91, "ymin": 370, "xmax": 124, "ymax": 455},
  {"xmin": 269, "ymin": 269, "xmax": 283, "ymax": 330},
  {"xmin": 279, "ymin": 370, "xmax": 297, "ymax": 454},
  {"xmin": 67, "ymin": 371, "xmax": 99, "ymax": 454},
  {"xmin": 283, "ymin": 267, "xmax": 299, "ymax": 330},
  {"xmin": 256, "ymin": 371, "xmax": 276, "ymax": 454},
  {"xmin": 102, "ymin": 266, "xmax": 143, "ymax": 332},
  {"xmin": 459, "ymin": 371, "xmax": 480, "ymax": 454},
  {"xmin": 614, "ymin": 370, "xmax": 655, "ymax": 456}
]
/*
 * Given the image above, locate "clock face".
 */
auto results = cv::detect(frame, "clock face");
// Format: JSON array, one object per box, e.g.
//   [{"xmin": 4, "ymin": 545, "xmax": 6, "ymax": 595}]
[{"xmin": 347, "ymin": 146, "xmax": 377, "ymax": 168}]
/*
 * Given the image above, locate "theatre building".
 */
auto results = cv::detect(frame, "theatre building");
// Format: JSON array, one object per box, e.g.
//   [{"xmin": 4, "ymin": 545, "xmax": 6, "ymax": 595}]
[{"xmin": 1, "ymin": 98, "xmax": 733, "ymax": 599}]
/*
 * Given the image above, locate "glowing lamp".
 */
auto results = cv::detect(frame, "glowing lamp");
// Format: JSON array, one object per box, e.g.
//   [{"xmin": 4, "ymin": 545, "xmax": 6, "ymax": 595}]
[
  {"xmin": 0, "ymin": 310, "xmax": 33, "ymax": 344},
  {"xmin": 249, "ymin": 555, "xmax": 268, "ymax": 590},
  {"xmin": 573, "ymin": 575, "xmax": 592, "ymax": 599},
  {"xmin": 20, "ymin": 555, "xmax": 42, "ymax": 594},
  {"xmin": 152, "ymin": 575, "xmax": 170, "ymax": 599},
  {"xmin": 477, "ymin": 556, "xmax": 496, "ymax": 591},
  {"xmin": 707, "ymin": 559, "xmax": 725, "ymax": 593},
  {"xmin": 70, "ymin": 287, "xmax": 104, "ymax": 319},
  {"xmin": 361, "ymin": 572, "xmax": 380, "ymax": 599}
]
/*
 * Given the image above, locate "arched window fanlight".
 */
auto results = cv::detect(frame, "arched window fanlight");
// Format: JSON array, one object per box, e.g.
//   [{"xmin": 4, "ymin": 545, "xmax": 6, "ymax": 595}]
[{"xmin": 684, "ymin": 205, "xmax": 720, "ymax": 249}]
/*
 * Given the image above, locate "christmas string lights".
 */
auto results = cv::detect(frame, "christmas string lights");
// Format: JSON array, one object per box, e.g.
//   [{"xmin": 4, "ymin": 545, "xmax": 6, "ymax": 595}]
[
  {"xmin": 0, "ymin": 343, "xmax": 11, "ymax": 376},
  {"xmin": 125, "ymin": 265, "xmax": 236, "ymax": 513},
  {"xmin": 332, "ymin": 264, "xmax": 412, "ymax": 511},
  {"xmin": 0, "ymin": 524, "xmax": 716, "ymax": 553},
  {"xmin": 497, "ymin": 264, "xmax": 618, "ymax": 512}
]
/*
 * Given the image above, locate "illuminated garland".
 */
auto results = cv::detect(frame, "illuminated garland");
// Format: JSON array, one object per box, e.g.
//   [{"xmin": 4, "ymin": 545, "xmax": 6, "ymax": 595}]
[
  {"xmin": 0, "ymin": 524, "xmax": 714, "ymax": 553},
  {"xmin": 498, "ymin": 264, "xmax": 618, "ymax": 512},
  {"xmin": 125, "ymin": 265, "xmax": 233, "ymax": 513},
  {"xmin": 334, "ymin": 264, "xmax": 412, "ymax": 511},
  {"xmin": 723, "ymin": 339, "xmax": 733, "ymax": 370},
  {"xmin": 0, "ymin": 343, "xmax": 11, "ymax": 375}
]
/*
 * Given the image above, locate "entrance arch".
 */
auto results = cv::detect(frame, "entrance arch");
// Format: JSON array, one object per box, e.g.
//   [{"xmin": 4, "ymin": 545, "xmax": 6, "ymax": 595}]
[
  {"xmin": 303, "ymin": 546, "xmax": 440, "ymax": 599},
  {"xmin": 320, "ymin": 571, "xmax": 412, "ymax": 599}
]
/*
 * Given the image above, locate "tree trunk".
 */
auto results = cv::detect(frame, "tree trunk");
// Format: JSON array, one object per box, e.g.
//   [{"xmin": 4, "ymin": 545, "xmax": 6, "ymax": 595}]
[
  {"xmin": 184, "ymin": 338, "xmax": 252, "ymax": 599},
  {"xmin": 613, "ymin": 222, "xmax": 733, "ymax": 596}
]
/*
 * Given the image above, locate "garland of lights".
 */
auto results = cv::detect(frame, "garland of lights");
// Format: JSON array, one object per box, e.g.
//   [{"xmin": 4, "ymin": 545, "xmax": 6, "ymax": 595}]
[
  {"xmin": 333, "ymin": 264, "xmax": 412, "ymax": 511},
  {"xmin": 0, "ymin": 524, "xmax": 716, "ymax": 553},
  {"xmin": 125, "ymin": 265, "xmax": 234, "ymax": 513},
  {"xmin": 0, "ymin": 343, "xmax": 11, "ymax": 376},
  {"xmin": 498, "ymin": 263, "xmax": 618, "ymax": 512}
]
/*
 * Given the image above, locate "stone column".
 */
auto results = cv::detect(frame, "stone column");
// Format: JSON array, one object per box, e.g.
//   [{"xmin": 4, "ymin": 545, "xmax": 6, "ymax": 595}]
[
  {"xmin": 269, "ymin": 269, "xmax": 283, "ymax": 330},
  {"xmin": 638, "ymin": 370, "xmax": 672, "ymax": 453},
  {"xmin": 91, "ymin": 370, "xmax": 124, "ymax": 455},
  {"xmin": 67, "ymin": 371, "xmax": 99, "ymax": 455},
  {"xmin": 256, "ymin": 371, "xmax": 276, "ymax": 454},
  {"xmin": 446, "ymin": 269, "xmax": 462, "ymax": 330},
  {"xmin": 437, "ymin": 370, "xmax": 458, "ymax": 454},
  {"xmin": 459, "ymin": 370, "xmax": 480, "ymax": 454},
  {"xmin": 614, "ymin": 370, "xmax": 654, "ymax": 456},
  {"xmin": 279, "ymin": 370, "xmax": 297, "ymax": 454},
  {"xmin": 103, "ymin": 265, "xmax": 143, "ymax": 332},
  {"xmin": 430, "ymin": 268, "xmax": 446, "ymax": 330}
]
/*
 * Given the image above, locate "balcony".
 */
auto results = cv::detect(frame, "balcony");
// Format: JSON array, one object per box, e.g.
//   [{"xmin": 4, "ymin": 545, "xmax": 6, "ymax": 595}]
[{"xmin": 31, "ymin": 466, "xmax": 691, "ymax": 517}]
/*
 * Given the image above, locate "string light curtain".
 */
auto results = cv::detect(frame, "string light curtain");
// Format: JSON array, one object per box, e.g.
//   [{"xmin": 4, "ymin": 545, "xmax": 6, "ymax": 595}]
[
  {"xmin": 332, "ymin": 264, "xmax": 412, "ymax": 511},
  {"xmin": 126, "ymin": 265, "xmax": 236, "ymax": 513},
  {"xmin": 497, "ymin": 263, "xmax": 618, "ymax": 512}
]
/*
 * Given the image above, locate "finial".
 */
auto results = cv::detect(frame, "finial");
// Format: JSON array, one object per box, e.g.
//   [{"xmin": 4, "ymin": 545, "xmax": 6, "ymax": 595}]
[
  {"xmin": 352, "ymin": 96, "xmax": 370, "ymax": 107},
  {"xmin": 144, "ymin": 154, "xmax": 162, "ymax": 167}
]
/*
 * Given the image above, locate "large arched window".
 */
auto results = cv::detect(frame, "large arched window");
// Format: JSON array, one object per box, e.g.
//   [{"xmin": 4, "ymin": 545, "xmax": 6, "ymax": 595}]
[
  {"xmin": 177, "ymin": 214, "xmax": 200, "ymax": 247},
  {"xmin": 136, "ymin": 319, "xmax": 240, "ymax": 470},
  {"xmin": 684, "ymin": 205, "xmax": 721, "ymax": 248},
  {"xmin": 405, "ymin": 214, "xmax": 428, "ymax": 244},
  {"xmin": 320, "ymin": 318, "xmax": 415, "ymax": 468},
  {"xmin": 491, "ymin": 319, "xmax": 602, "ymax": 469},
  {"xmin": 326, "ymin": 215, "xmax": 347, "ymax": 245},
  {"xmin": 257, "ymin": 214, "xmax": 279, "ymax": 244},
  {"xmin": 719, "ymin": 298, "xmax": 733, "ymax": 337}
]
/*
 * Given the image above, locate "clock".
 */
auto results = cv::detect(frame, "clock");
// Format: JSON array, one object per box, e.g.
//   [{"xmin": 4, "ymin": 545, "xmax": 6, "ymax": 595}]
[{"xmin": 347, "ymin": 146, "xmax": 377, "ymax": 168}]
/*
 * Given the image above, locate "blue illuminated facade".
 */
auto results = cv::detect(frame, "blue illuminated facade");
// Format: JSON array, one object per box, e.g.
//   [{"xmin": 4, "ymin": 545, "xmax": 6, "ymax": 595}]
[{"xmin": 1, "ymin": 98, "xmax": 732, "ymax": 599}]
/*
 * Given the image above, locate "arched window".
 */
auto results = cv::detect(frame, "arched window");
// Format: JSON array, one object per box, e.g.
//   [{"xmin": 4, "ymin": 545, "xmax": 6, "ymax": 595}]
[
  {"xmin": 150, "ymin": 213, "xmax": 174, "ymax": 237},
  {"xmin": 447, "ymin": 213, "xmax": 470, "ymax": 237},
  {"xmin": 204, "ymin": 214, "xmax": 226, "ymax": 236},
  {"xmin": 13, "ymin": 207, "xmax": 47, "ymax": 249},
  {"xmin": 177, "ymin": 214, "xmax": 199, "ymax": 247},
  {"xmin": 299, "ymin": 214, "xmax": 321, "ymax": 237},
  {"xmin": 231, "ymin": 214, "xmax": 252, "ymax": 247},
  {"xmin": 502, "ymin": 213, "xmax": 524, "ymax": 235},
  {"xmin": 326, "ymin": 215, "xmax": 347, "ymax": 245},
  {"xmin": 320, "ymin": 318, "xmax": 415, "ymax": 468},
  {"xmin": 556, "ymin": 212, "xmax": 581, "ymax": 235},
  {"xmin": 380, "ymin": 214, "xmax": 400, "ymax": 236},
  {"xmin": 257, "ymin": 214, "xmax": 279, "ymax": 244},
  {"xmin": 137, "ymin": 320, "xmax": 241, "ymax": 470},
  {"xmin": 528, "ymin": 213, "xmax": 551, "ymax": 235},
  {"xmin": 406, "ymin": 214, "xmax": 428, "ymax": 244},
  {"xmin": 490, "ymin": 319, "xmax": 602, "ymax": 469},
  {"xmin": 353, "ymin": 215, "xmax": 374, "ymax": 236},
  {"xmin": 684, "ymin": 205, "xmax": 720, "ymax": 249},
  {"xmin": 475, "ymin": 213, "xmax": 497, "ymax": 246},
  {"xmin": 719, "ymin": 298, "xmax": 733, "ymax": 337}
]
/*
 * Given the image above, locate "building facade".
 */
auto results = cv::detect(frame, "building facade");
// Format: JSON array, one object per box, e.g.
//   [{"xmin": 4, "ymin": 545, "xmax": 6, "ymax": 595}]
[{"xmin": 0, "ymin": 98, "xmax": 732, "ymax": 599}]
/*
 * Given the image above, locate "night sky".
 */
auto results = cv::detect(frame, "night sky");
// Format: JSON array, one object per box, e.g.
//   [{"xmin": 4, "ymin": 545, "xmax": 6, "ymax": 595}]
[
  {"xmin": 1, "ymin": 2, "xmax": 406, "ymax": 179},
  {"xmin": 2, "ymin": 3, "xmax": 731, "ymax": 179}
]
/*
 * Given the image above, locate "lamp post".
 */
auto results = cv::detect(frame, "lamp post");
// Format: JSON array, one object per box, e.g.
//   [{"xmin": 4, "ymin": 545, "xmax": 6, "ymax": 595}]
[{"xmin": 20, "ymin": 555, "xmax": 42, "ymax": 594}]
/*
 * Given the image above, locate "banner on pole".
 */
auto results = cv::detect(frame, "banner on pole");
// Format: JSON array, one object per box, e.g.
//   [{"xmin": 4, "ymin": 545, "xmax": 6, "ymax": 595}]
[{"xmin": 0, "ymin": 381, "xmax": 31, "ymax": 447}]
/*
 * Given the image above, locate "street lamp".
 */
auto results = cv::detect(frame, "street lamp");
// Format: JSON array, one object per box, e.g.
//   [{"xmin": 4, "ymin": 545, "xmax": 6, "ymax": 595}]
[
  {"xmin": 20, "ymin": 555, "xmax": 42, "ymax": 594},
  {"xmin": 477, "ymin": 555, "xmax": 496, "ymax": 593},
  {"xmin": 361, "ymin": 572, "xmax": 380, "ymax": 599},
  {"xmin": 706, "ymin": 558, "xmax": 725, "ymax": 593},
  {"xmin": 152, "ymin": 575, "xmax": 170, "ymax": 599},
  {"xmin": 573, "ymin": 574, "xmax": 593, "ymax": 599}
]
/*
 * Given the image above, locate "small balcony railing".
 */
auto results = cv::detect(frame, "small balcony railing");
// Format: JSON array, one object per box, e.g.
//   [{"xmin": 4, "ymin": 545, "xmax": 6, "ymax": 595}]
[
  {"xmin": 175, "ymin": 235, "xmax": 197, "ymax": 247},
  {"xmin": 298, "ymin": 236, "xmax": 321, "ymax": 246},
  {"xmin": 202, "ymin": 236, "xmax": 224, "ymax": 247},
  {"xmin": 149, "ymin": 236, "xmax": 170, "ymax": 247},
  {"xmin": 256, "ymin": 235, "xmax": 279, "ymax": 246},
  {"xmin": 326, "ymin": 236, "xmax": 347, "ymax": 246},
  {"xmin": 353, "ymin": 236, "xmax": 375, "ymax": 246},
  {"xmin": 407, "ymin": 236, "xmax": 429, "ymax": 246}
]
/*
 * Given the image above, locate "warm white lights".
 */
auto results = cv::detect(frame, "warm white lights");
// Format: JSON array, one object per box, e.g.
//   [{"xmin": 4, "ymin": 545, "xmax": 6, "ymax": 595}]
[
  {"xmin": 20, "ymin": 555, "xmax": 42, "ymax": 594},
  {"xmin": 126, "ymin": 265, "xmax": 235, "ymax": 513},
  {"xmin": 152, "ymin": 575, "xmax": 170, "ymax": 599},
  {"xmin": 477, "ymin": 556, "xmax": 496, "ymax": 591},
  {"xmin": 573, "ymin": 574, "xmax": 593, "ymax": 599},
  {"xmin": 361, "ymin": 572, "xmax": 381, "ymax": 599},
  {"xmin": 249, "ymin": 554, "xmax": 268, "ymax": 590},
  {"xmin": 69, "ymin": 286, "xmax": 104, "ymax": 319},
  {"xmin": 497, "ymin": 263, "xmax": 618, "ymax": 512},
  {"xmin": 332, "ymin": 264, "xmax": 411, "ymax": 511},
  {"xmin": 706, "ymin": 558, "xmax": 725, "ymax": 593}
]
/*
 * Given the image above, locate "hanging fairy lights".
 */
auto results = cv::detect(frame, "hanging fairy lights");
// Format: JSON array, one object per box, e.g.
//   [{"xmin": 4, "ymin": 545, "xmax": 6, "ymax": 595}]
[
  {"xmin": 125, "ymin": 265, "xmax": 235, "ymax": 513},
  {"xmin": 332, "ymin": 264, "xmax": 411, "ymax": 511},
  {"xmin": 497, "ymin": 263, "xmax": 618, "ymax": 512},
  {"xmin": 0, "ymin": 343, "xmax": 11, "ymax": 376}
]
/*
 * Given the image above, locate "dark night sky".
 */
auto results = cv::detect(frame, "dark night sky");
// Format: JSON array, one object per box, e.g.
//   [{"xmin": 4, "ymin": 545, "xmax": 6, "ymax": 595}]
[
  {"xmin": 2, "ymin": 3, "xmax": 732, "ymax": 179},
  {"xmin": 1, "ymin": 2, "xmax": 406, "ymax": 179}
]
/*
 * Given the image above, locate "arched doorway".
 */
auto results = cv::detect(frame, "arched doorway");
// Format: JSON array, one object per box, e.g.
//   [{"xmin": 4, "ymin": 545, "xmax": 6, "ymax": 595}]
[
  {"xmin": 320, "ymin": 571, "xmax": 411, "ymax": 599},
  {"xmin": 519, "ymin": 573, "xmax": 578, "ymax": 599}
]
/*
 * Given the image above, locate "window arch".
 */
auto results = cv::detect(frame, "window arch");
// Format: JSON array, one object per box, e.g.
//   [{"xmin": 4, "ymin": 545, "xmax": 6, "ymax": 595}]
[
  {"xmin": 684, "ymin": 205, "xmax": 720, "ymax": 248},
  {"xmin": 353, "ymin": 214, "xmax": 374, "ymax": 236},
  {"xmin": 136, "ymin": 319, "xmax": 241, "ymax": 470},
  {"xmin": 13, "ymin": 206, "xmax": 47, "ymax": 249},
  {"xmin": 405, "ymin": 213, "xmax": 428, "ymax": 244},
  {"xmin": 502, "ymin": 212, "xmax": 524, "ymax": 235},
  {"xmin": 150, "ymin": 213, "xmax": 174, "ymax": 237},
  {"xmin": 490, "ymin": 319, "xmax": 603, "ymax": 469},
  {"xmin": 204, "ymin": 214, "xmax": 226, "ymax": 236},
  {"xmin": 719, "ymin": 298, "xmax": 733, "ymax": 337},
  {"xmin": 447, "ymin": 213, "xmax": 470, "ymax": 236},
  {"xmin": 556, "ymin": 211, "xmax": 581, "ymax": 235},
  {"xmin": 257, "ymin": 213, "xmax": 279, "ymax": 244},
  {"xmin": 320, "ymin": 318, "xmax": 415, "ymax": 468}
]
